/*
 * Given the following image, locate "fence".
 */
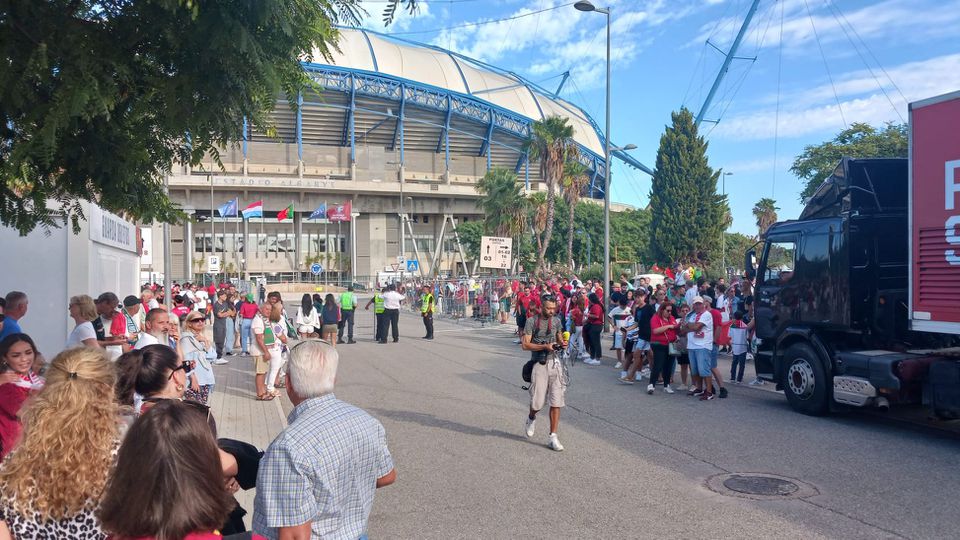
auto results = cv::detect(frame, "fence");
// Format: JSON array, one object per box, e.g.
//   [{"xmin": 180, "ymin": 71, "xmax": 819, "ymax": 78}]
[{"xmin": 389, "ymin": 275, "xmax": 531, "ymax": 327}]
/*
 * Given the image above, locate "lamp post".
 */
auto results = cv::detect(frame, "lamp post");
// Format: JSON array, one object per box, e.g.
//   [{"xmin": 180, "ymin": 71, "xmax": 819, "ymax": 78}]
[
  {"xmin": 722, "ymin": 171, "xmax": 733, "ymax": 276},
  {"xmin": 575, "ymin": 1, "xmax": 636, "ymax": 317}
]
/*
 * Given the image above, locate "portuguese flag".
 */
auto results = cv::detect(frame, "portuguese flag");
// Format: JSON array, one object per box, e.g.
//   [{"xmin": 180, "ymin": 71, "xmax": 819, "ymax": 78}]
[{"xmin": 277, "ymin": 203, "xmax": 294, "ymax": 221}]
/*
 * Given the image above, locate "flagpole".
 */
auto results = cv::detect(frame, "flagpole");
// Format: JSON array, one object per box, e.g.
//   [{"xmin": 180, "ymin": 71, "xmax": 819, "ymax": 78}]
[
  {"xmin": 234, "ymin": 198, "xmax": 240, "ymax": 282},
  {"xmin": 324, "ymin": 199, "xmax": 328, "ymax": 289},
  {"xmin": 209, "ymin": 174, "xmax": 214, "ymax": 285},
  {"xmin": 291, "ymin": 200, "xmax": 296, "ymax": 281},
  {"xmin": 337, "ymin": 218, "xmax": 341, "ymax": 287}
]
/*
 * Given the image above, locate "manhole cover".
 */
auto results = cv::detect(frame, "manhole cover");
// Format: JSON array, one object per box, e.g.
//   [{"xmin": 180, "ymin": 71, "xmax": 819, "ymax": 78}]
[
  {"xmin": 723, "ymin": 475, "xmax": 798, "ymax": 496},
  {"xmin": 706, "ymin": 473, "xmax": 818, "ymax": 501}
]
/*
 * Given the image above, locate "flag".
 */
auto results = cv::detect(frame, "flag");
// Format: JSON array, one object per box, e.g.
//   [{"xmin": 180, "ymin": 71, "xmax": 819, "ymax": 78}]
[
  {"xmin": 327, "ymin": 201, "xmax": 352, "ymax": 222},
  {"xmin": 308, "ymin": 203, "xmax": 327, "ymax": 220},
  {"xmin": 241, "ymin": 200, "xmax": 263, "ymax": 219},
  {"xmin": 217, "ymin": 198, "xmax": 238, "ymax": 217},
  {"xmin": 277, "ymin": 203, "xmax": 294, "ymax": 222}
]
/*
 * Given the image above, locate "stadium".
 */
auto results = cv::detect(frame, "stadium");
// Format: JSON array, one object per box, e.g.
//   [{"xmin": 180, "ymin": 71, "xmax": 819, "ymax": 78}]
[{"xmin": 150, "ymin": 27, "xmax": 645, "ymax": 283}]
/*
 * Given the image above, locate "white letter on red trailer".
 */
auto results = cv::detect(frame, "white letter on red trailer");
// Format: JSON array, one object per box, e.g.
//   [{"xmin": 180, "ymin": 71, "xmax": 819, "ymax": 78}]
[
  {"xmin": 947, "ymin": 216, "xmax": 960, "ymax": 265},
  {"xmin": 947, "ymin": 159, "xmax": 960, "ymax": 210}
]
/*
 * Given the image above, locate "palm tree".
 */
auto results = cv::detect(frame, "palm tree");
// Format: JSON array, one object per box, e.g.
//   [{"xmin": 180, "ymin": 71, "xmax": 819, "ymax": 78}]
[
  {"xmin": 752, "ymin": 198, "xmax": 780, "ymax": 239},
  {"xmin": 475, "ymin": 168, "xmax": 527, "ymax": 238},
  {"xmin": 527, "ymin": 191, "xmax": 548, "ymax": 257},
  {"xmin": 525, "ymin": 116, "xmax": 578, "ymax": 276},
  {"xmin": 561, "ymin": 160, "xmax": 589, "ymax": 268}
]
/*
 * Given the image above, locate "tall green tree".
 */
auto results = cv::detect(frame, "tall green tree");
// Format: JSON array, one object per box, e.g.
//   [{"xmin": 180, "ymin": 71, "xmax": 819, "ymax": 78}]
[
  {"xmin": 475, "ymin": 167, "xmax": 527, "ymax": 237},
  {"xmin": 525, "ymin": 116, "xmax": 577, "ymax": 276},
  {"xmin": 752, "ymin": 198, "xmax": 779, "ymax": 239},
  {"xmin": 561, "ymin": 160, "xmax": 589, "ymax": 268},
  {"xmin": 0, "ymin": 0, "xmax": 416, "ymax": 234},
  {"xmin": 792, "ymin": 122, "xmax": 907, "ymax": 201},
  {"xmin": 649, "ymin": 108, "xmax": 725, "ymax": 265}
]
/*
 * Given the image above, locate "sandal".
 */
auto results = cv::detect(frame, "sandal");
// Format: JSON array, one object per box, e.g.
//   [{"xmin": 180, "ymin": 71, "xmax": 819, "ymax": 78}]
[{"xmin": 256, "ymin": 394, "xmax": 275, "ymax": 401}]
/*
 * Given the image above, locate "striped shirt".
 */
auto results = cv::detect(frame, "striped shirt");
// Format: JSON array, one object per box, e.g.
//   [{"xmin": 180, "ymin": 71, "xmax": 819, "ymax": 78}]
[{"xmin": 253, "ymin": 394, "xmax": 393, "ymax": 540}]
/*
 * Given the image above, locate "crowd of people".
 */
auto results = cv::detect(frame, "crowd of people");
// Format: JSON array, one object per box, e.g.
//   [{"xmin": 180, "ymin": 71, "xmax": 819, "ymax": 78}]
[{"xmin": 0, "ymin": 283, "xmax": 396, "ymax": 539}]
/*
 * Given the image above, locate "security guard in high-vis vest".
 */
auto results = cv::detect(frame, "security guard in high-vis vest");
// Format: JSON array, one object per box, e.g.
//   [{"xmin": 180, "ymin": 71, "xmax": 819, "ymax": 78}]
[
  {"xmin": 337, "ymin": 286, "xmax": 357, "ymax": 344},
  {"xmin": 420, "ymin": 284, "xmax": 435, "ymax": 340},
  {"xmin": 365, "ymin": 288, "xmax": 386, "ymax": 342}
]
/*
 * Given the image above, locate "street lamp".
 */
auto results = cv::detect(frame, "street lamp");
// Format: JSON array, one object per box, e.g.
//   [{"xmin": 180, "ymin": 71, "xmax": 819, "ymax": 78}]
[
  {"xmin": 722, "ymin": 171, "xmax": 733, "ymax": 276},
  {"xmin": 575, "ymin": 0, "xmax": 626, "ymax": 318}
]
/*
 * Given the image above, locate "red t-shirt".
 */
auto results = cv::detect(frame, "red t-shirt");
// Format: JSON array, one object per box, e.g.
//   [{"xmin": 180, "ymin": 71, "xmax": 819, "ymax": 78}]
[
  {"xmin": 587, "ymin": 303, "xmax": 604, "ymax": 324},
  {"xmin": 109, "ymin": 312, "xmax": 127, "ymax": 337},
  {"xmin": 0, "ymin": 382, "xmax": 33, "ymax": 459},
  {"xmin": 111, "ymin": 532, "xmax": 267, "ymax": 540},
  {"xmin": 239, "ymin": 302, "xmax": 259, "ymax": 319},
  {"xmin": 518, "ymin": 293, "xmax": 531, "ymax": 309},
  {"xmin": 650, "ymin": 314, "xmax": 677, "ymax": 345},
  {"xmin": 570, "ymin": 306, "xmax": 585, "ymax": 326}
]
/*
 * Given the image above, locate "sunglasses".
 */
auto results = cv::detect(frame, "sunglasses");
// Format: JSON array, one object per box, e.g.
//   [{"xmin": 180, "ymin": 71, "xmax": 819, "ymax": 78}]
[
  {"xmin": 167, "ymin": 363, "xmax": 187, "ymax": 380},
  {"xmin": 187, "ymin": 317, "xmax": 204, "ymax": 323}
]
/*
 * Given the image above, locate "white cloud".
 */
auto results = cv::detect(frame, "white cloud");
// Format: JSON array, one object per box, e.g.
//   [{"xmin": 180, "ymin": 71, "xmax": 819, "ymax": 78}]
[
  {"xmin": 712, "ymin": 52, "xmax": 960, "ymax": 141},
  {"xmin": 692, "ymin": 0, "xmax": 960, "ymax": 54},
  {"xmin": 426, "ymin": 0, "xmax": 699, "ymax": 92}
]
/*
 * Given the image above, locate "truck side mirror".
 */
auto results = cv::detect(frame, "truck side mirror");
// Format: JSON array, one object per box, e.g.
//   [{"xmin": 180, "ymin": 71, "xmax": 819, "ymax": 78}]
[{"xmin": 745, "ymin": 249, "xmax": 757, "ymax": 280}]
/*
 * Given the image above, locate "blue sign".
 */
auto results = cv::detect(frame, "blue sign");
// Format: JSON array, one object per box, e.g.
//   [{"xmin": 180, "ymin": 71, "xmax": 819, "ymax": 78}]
[
  {"xmin": 406, "ymin": 260, "xmax": 419, "ymax": 272},
  {"xmin": 310, "ymin": 263, "xmax": 323, "ymax": 275}
]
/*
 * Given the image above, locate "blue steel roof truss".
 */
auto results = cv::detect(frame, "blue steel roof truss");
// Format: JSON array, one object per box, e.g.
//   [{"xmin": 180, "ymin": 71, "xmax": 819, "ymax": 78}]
[{"xmin": 303, "ymin": 63, "xmax": 612, "ymax": 188}]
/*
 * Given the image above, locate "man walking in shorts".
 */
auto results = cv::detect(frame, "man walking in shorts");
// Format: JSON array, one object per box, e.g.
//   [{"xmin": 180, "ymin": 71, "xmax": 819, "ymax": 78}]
[{"xmin": 522, "ymin": 296, "xmax": 568, "ymax": 451}]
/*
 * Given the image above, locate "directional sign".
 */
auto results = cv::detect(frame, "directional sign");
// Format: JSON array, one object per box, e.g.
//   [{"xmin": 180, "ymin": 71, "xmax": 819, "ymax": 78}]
[
  {"xmin": 310, "ymin": 262, "xmax": 323, "ymax": 275},
  {"xmin": 207, "ymin": 255, "xmax": 221, "ymax": 273},
  {"xmin": 406, "ymin": 260, "xmax": 419, "ymax": 272},
  {"xmin": 390, "ymin": 263, "xmax": 401, "ymax": 272},
  {"xmin": 479, "ymin": 236, "xmax": 512, "ymax": 269}
]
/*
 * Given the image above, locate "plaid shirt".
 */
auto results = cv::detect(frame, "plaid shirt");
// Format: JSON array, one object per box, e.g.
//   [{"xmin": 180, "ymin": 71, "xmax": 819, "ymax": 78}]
[{"xmin": 253, "ymin": 394, "xmax": 394, "ymax": 540}]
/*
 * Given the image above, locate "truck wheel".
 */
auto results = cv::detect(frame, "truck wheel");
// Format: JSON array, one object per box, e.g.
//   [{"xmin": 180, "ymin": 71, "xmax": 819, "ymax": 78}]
[{"xmin": 782, "ymin": 342, "xmax": 830, "ymax": 416}]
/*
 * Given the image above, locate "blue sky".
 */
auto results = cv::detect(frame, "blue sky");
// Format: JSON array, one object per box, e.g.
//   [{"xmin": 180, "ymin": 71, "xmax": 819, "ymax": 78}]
[{"xmin": 360, "ymin": 0, "xmax": 960, "ymax": 235}]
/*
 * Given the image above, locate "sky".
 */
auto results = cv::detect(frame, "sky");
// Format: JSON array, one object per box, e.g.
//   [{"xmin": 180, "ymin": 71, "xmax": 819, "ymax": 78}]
[{"xmin": 357, "ymin": 0, "xmax": 960, "ymax": 236}]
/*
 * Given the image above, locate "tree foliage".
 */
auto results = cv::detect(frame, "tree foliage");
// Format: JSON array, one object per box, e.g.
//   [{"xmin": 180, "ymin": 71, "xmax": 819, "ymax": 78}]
[
  {"xmin": 475, "ymin": 167, "xmax": 527, "ymax": 238},
  {"xmin": 525, "ymin": 116, "xmax": 577, "ymax": 276},
  {"xmin": 752, "ymin": 197, "xmax": 779, "ymax": 239},
  {"xmin": 791, "ymin": 122, "xmax": 907, "ymax": 201},
  {"xmin": 561, "ymin": 160, "xmax": 589, "ymax": 268},
  {"xmin": 649, "ymin": 108, "xmax": 726, "ymax": 265},
  {"xmin": 0, "ymin": 0, "xmax": 396, "ymax": 234}
]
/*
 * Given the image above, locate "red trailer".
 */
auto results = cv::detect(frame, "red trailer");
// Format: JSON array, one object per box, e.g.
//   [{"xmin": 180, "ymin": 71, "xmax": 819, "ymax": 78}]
[{"xmin": 909, "ymin": 90, "xmax": 960, "ymax": 335}]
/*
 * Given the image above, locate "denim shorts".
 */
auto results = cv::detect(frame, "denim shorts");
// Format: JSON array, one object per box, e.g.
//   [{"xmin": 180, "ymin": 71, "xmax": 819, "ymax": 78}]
[
  {"xmin": 711, "ymin": 344, "xmax": 719, "ymax": 369},
  {"xmin": 689, "ymin": 348, "xmax": 713, "ymax": 377},
  {"xmin": 634, "ymin": 338, "xmax": 652, "ymax": 351}
]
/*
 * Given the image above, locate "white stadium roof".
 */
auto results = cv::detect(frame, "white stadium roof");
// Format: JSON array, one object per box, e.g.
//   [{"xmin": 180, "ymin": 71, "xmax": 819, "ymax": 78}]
[{"xmin": 315, "ymin": 28, "xmax": 607, "ymax": 157}]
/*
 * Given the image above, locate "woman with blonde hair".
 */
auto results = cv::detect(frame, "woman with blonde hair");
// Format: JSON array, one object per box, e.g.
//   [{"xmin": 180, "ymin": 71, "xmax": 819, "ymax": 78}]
[
  {"xmin": 0, "ymin": 347, "xmax": 119, "ymax": 539},
  {"xmin": 66, "ymin": 294, "xmax": 101, "ymax": 348}
]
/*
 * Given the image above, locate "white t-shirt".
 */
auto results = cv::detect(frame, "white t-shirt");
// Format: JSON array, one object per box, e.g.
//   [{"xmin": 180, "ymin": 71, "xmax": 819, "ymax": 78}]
[
  {"xmin": 134, "ymin": 332, "xmax": 161, "ymax": 350},
  {"xmin": 195, "ymin": 290, "xmax": 209, "ymax": 310},
  {"xmin": 688, "ymin": 310, "xmax": 714, "ymax": 350},
  {"xmin": 730, "ymin": 321, "xmax": 750, "ymax": 356},
  {"xmin": 716, "ymin": 295, "xmax": 730, "ymax": 322},
  {"xmin": 147, "ymin": 298, "xmax": 160, "ymax": 310},
  {"xmin": 99, "ymin": 314, "xmax": 123, "ymax": 360},
  {"xmin": 250, "ymin": 314, "xmax": 266, "ymax": 356},
  {"xmin": 383, "ymin": 291, "xmax": 404, "ymax": 310},
  {"xmin": 66, "ymin": 321, "xmax": 97, "ymax": 348}
]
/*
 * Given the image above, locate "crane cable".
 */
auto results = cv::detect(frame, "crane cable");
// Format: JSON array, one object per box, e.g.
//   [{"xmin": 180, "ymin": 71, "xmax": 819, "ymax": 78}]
[{"xmin": 802, "ymin": 0, "xmax": 847, "ymax": 128}]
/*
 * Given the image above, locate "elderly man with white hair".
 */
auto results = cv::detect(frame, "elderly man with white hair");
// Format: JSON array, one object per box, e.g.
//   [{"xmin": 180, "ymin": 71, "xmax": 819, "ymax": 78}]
[{"xmin": 254, "ymin": 340, "xmax": 396, "ymax": 540}]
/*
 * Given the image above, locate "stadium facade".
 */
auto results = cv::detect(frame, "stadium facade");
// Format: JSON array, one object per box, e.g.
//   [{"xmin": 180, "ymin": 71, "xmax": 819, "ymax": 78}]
[{"xmin": 147, "ymin": 28, "xmax": 645, "ymax": 283}]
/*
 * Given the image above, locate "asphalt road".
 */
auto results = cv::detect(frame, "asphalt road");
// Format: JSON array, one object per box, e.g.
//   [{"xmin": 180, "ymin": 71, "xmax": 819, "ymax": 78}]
[{"xmin": 306, "ymin": 306, "xmax": 960, "ymax": 539}]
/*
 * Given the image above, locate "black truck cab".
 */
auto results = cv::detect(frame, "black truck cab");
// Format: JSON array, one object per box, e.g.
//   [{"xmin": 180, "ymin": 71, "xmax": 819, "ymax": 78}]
[{"xmin": 746, "ymin": 158, "xmax": 937, "ymax": 415}]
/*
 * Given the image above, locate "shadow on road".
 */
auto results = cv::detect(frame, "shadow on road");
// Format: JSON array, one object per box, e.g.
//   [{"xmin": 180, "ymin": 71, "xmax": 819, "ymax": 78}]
[{"xmin": 368, "ymin": 408, "xmax": 526, "ymax": 443}]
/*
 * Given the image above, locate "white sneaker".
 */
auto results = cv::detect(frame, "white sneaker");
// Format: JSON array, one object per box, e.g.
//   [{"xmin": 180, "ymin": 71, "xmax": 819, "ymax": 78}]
[
  {"xmin": 641, "ymin": 368, "xmax": 651, "ymax": 377},
  {"xmin": 586, "ymin": 359, "xmax": 601, "ymax": 366},
  {"xmin": 749, "ymin": 378, "xmax": 765, "ymax": 386},
  {"xmin": 548, "ymin": 433, "xmax": 564, "ymax": 452},
  {"xmin": 634, "ymin": 373, "xmax": 643, "ymax": 382},
  {"xmin": 647, "ymin": 383, "xmax": 655, "ymax": 395},
  {"xmin": 614, "ymin": 362, "xmax": 623, "ymax": 369},
  {"xmin": 212, "ymin": 358, "xmax": 229, "ymax": 365},
  {"xmin": 525, "ymin": 417, "xmax": 536, "ymax": 438},
  {"xmin": 664, "ymin": 385, "xmax": 675, "ymax": 394}
]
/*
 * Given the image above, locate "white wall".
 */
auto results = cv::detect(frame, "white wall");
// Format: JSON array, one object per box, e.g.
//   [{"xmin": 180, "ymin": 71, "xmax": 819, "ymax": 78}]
[{"xmin": 0, "ymin": 202, "xmax": 139, "ymax": 357}]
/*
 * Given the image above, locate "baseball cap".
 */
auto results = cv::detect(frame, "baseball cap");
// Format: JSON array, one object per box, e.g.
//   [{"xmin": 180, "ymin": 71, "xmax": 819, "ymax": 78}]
[
  {"xmin": 246, "ymin": 293, "xmax": 255, "ymax": 301},
  {"xmin": 692, "ymin": 296, "xmax": 705, "ymax": 304},
  {"xmin": 701, "ymin": 295, "xmax": 713, "ymax": 305},
  {"xmin": 122, "ymin": 295, "xmax": 140, "ymax": 308}
]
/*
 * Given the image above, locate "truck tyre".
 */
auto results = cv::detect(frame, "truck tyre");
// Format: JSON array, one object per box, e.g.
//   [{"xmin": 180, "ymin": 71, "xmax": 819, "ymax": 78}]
[{"xmin": 782, "ymin": 342, "xmax": 830, "ymax": 416}]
